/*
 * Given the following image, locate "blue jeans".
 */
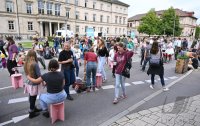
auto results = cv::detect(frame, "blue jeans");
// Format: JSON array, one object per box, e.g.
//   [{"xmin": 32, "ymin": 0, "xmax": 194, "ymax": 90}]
[
  {"xmin": 115, "ymin": 74, "xmax": 126, "ymax": 98},
  {"xmin": 86, "ymin": 62, "xmax": 97, "ymax": 87},
  {"xmin": 39, "ymin": 90, "xmax": 67, "ymax": 110},
  {"xmin": 98, "ymin": 57, "xmax": 106, "ymax": 80},
  {"xmin": 142, "ymin": 57, "xmax": 150, "ymax": 71},
  {"xmin": 151, "ymin": 74, "xmax": 165, "ymax": 86},
  {"xmin": 74, "ymin": 57, "xmax": 79, "ymax": 77},
  {"xmin": 62, "ymin": 67, "xmax": 75, "ymax": 95}
]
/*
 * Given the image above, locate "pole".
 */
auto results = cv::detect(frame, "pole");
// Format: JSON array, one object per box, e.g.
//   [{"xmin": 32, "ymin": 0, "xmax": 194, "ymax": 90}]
[
  {"xmin": 16, "ymin": 0, "xmax": 20, "ymax": 37},
  {"xmin": 173, "ymin": 12, "xmax": 176, "ymax": 39}
]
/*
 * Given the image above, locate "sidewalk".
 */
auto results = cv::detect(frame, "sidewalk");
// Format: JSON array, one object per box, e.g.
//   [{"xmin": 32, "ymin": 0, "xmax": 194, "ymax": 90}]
[{"xmin": 108, "ymin": 70, "xmax": 200, "ymax": 126}]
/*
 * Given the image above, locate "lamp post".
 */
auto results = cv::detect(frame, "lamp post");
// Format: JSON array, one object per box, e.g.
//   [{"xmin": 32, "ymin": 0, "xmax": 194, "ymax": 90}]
[{"xmin": 173, "ymin": 12, "xmax": 176, "ymax": 39}]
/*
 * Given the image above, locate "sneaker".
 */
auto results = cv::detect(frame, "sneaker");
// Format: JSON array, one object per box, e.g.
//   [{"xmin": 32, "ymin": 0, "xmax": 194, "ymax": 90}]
[
  {"xmin": 67, "ymin": 95, "xmax": 74, "ymax": 100},
  {"xmin": 86, "ymin": 87, "xmax": 90, "ymax": 92},
  {"xmin": 163, "ymin": 87, "xmax": 169, "ymax": 91},
  {"xmin": 92, "ymin": 86, "xmax": 95, "ymax": 92},
  {"xmin": 112, "ymin": 98, "xmax": 119, "ymax": 104},
  {"xmin": 150, "ymin": 84, "xmax": 154, "ymax": 89},
  {"xmin": 102, "ymin": 79, "xmax": 107, "ymax": 83},
  {"xmin": 120, "ymin": 95, "xmax": 127, "ymax": 99},
  {"xmin": 29, "ymin": 111, "xmax": 40, "ymax": 119}
]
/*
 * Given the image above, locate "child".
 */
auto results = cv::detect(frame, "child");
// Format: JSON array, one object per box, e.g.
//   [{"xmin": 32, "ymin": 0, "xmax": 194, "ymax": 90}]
[{"xmin": 0, "ymin": 51, "xmax": 6, "ymax": 68}]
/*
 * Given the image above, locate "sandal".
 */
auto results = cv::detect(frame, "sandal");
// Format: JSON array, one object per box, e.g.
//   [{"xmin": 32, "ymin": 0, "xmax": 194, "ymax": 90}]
[
  {"xmin": 113, "ymin": 98, "xmax": 119, "ymax": 104},
  {"xmin": 120, "ymin": 95, "xmax": 127, "ymax": 99}
]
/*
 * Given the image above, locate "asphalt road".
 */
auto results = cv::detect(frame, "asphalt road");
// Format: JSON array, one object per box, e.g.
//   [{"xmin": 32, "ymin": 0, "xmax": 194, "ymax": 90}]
[{"xmin": 0, "ymin": 55, "xmax": 194, "ymax": 126}]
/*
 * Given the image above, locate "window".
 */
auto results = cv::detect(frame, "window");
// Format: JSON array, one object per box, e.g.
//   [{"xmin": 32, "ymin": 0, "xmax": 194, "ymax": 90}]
[
  {"xmin": 76, "ymin": 25, "xmax": 79, "ymax": 32},
  {"xmin": 115, "ymin": 28, "xmax": 117, "ymax": 34},
  {"xmin": 26, "ymin": 3, "xmax": 32, "ymax": 14},
  {"xmin": 46, "ymin": 2, "xmax": 53, "ymax": 15},
  {"xmin": 100, "ymin": 15, "xmax": 103, "ymax": 22},
  {"xmin": 123, "ymin": 17, "xmax": 126, "ymax": 24},
  {"xmin": 85, "ymin": 26, "xmax": 88, "ymax": 32},
  {"xmin": 85, "ymin": 13, "xmax": 88, "ymax": 21},
  {"xmin": 75, "ymin": 11, "xmax": 79, "ymax": 19},
  {"xmin": 55, "ymin": 4, "xmax": 60, "ymax": 16},
  {"xmin": 75, "ymin": 0, "xmax": 78, "ymax": 6},
  {"xmin": 28, "ymin": 22, "xmax": 33, "ymax": 31},
  {"xmin": 93, "ymin": 2, "xmax": 96, "ymax": 9},
  {"xmin": 100, "ymin": 4, "xmax": 103, "ymax": 10},
  {"xmin": 130, "ymin": 23, "xmax": 132, "ymax": 27},
  {"xmin": 100, "ymin": 27, "xmax": 103, "ymax": 32},
  {"xmin": 119, "ymin": 28, "xmax": 121, "ymax": 34},
  {"xmin": 93, "ymin": 14, "xmax": 96, "ymax": 22},
  {"xmin": 85, "ymin": 0, "xmax": 88, "ymax": 7},
  {"xmin": 38, "ymin": 0, "xmax": 44, "ymax": 14},
  {"xmin": 66, "ymin": 0, "xmax": 70, "ymax": 4},
  {"xmin": 107, "ymin": 27, "xmax": 109, "ymax": 34},
  {"xmin": 107, "ymin": 16, "xmax": 110, "ymax": 23},
  {"xmin": 6, "ymin": 1, "xmax": 13, "ymax": 13},
  {"xmin": 8, "ymin": 21, "xmax": 14, "ymax": 30},
  {"xmin": 66, "ymin": 10, "xmax": 70, "ymax": 18},
  {"xmin": 93, "ymin": 27, "xmax": 95, "ymax": 32},
  {"xmin": 119, "ymin": 17, "xmax": 122, "ymax": 24},
  {"xmin": 123, "ymin": 28, "xmax": 125, "ymax": 34},
  {"xmin": 116, "ymin": 6, "xmax": 118, "ymax": 12},
  {"xmin": 115, "ymin": 16, "xmax": 118, "ymax": 23},
  {"xmin": 67, "ymin": 25, "xmax": 70, "ymax": 30}
]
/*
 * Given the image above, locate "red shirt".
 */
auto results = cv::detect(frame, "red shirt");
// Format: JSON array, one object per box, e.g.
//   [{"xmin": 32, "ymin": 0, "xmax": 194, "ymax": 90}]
[{"xmin": 85, "ymin": 52, "xmax": 97, "ymax": 62}]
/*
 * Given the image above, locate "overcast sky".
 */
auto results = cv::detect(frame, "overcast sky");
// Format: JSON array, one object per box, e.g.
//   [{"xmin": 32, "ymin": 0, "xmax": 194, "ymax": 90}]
[{"xmin": 123, "ymin": 0, "xmax": 200, "ymax": 24}]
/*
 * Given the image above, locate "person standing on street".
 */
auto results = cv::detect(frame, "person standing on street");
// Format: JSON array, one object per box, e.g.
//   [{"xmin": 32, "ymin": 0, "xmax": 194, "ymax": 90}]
[
  {"xmin": 113, "ymin": 43, "xmax": 133, "ymax": 104},
  {"xmin": 6, "ymin": 37, "xmax": 18, "ymax": 76},
  {"xmin": 32, "ymin": 38, "xmax": 46, "ymax": 69},
  {"xmin": 97, "ymin": 39, "xmax": 109, "ymax": 82},
  {"xmin": 58, "ymin": 42, "xmax": 75, "ymax": 101},
  {"xmin": 0, "ymin": 36, "xmax": 7, "ymax": 57},
  {"xmin": 142, "ymin": 41, "xmax": 151, "ymax": 71},
  {"xmin": 147, "ymin": 41, "xmax": 169, "ymax": 91},
  {"xmin": 24, "ymin": 50, "xmax": 42, "ymax": 118}
]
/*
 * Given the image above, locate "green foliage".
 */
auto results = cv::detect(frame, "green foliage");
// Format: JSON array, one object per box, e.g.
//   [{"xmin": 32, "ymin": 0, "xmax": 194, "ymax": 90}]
[
  {"xmin": 195, "ymin": 26, "xmax": 200, "ymax": 39},
  {"xmin": 138, "ymin": 9, "xmax": 161, "ymax": 36},
  {"xmin": 160, "ymin": 7, "xmax": 182, "ymax": 36},
  {"xmin": 138, "ymin": 7, "xmax": 182, "ymax": 36},
  {"xmin": 48, "ymin": 36, "xmax": 54, "ymax": 42},
  {"xmin": 177, "ymin": 55, "xmax": 189, "ymax": 59}
]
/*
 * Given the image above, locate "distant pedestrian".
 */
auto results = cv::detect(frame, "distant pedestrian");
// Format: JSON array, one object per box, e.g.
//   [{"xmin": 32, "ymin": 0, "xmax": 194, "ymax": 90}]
[
  {"xmin": 0, "ymin": 36, "xmax": 7, "ymax": 57},
  {"xmin": 6, "ymin": 37, "xmax": 18, "ymax": 75},
  {"xmin": 142, "ymin": 41, "xmax": 151, "ymax": 71},
  {"xmin": 147, "ymin": 41, "xmax": 169, "ymax": 91}
]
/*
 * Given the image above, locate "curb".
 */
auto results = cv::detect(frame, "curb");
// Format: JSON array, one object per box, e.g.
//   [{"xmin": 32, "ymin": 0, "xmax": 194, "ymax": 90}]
[{"xmin": 98, "ymin": 69, "xmax": 193, "ymax": 126}]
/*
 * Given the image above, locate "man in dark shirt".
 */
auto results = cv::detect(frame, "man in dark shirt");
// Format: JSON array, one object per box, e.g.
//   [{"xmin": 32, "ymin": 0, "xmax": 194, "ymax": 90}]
[{"xmin": 58, "ymin": 42, "xmax": 75, "ymax": 100}]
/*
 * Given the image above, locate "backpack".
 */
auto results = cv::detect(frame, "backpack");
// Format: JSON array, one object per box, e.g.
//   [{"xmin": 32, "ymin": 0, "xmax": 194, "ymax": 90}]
[{"xmin": 149, "ymin": 50, "xmax": 162, "ymax": 67}]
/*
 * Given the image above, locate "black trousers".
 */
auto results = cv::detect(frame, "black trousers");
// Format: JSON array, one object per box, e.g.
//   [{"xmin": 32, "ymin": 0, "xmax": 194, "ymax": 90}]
[
  {"xmin": 7, "ymin": 60, "xmax": 17, "ymax": 76},
  {"xmin": 29, "ymin": 95, "xmax": 37, "ymax": 110}
]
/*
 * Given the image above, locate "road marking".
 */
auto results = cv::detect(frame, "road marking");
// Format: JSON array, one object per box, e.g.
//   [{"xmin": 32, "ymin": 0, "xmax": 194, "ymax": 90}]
[
  {"xmin": 125, "ymin": 83, "xmax": 131, "ymax": 86},
  {"xmin": 0, "ymin": 114, "xmax": 29, "ymax": 126},
  {"xmin": 8, "ymin": 96, "xmax": 39, "ymax": 104},
  {"xmin": 145, "ymin": 80, "xmax": 157, "ymax": 83},
  {"xmin": 102, "ymin": 85, "xmax": 114, "ymax": 89},
  {"xmin": 132, "ymin": 81, "xmax": 145, "ymax": 85},
  {"xmin": 168, "ymin": 76, "xmax": 178, "ymax": 79},
  {"xmin": 0, "ymin": 86, "xmax": 13, "ymax": 91},
  {"xmin": 157, "ymin": 77, "xmax": 169, "ymax": 81}
]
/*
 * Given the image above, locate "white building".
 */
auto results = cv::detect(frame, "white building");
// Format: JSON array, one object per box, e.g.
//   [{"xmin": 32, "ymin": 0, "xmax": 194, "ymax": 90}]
[{"xmin": 0, "ymin": 0, "xmax": 129, "ymax": 39}]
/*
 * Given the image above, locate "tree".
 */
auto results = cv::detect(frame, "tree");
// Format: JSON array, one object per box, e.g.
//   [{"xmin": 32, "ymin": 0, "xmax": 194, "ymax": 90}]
[
  {"xmin": 195, "ymin": 26, "xmax": 200, "ymax": 39},
  {"xmin": 138, "ymin": 9, "xmax": 161, "ymax": 36},
  {"xmin": 160, "ymin": 7, "xmax": 182, "ymax": 36}
]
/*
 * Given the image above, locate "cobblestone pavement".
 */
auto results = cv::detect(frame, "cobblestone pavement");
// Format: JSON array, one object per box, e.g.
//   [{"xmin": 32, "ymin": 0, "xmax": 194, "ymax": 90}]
[{"xmin": 110, "ymin": 94, "xmax": 200, "ymax": 126}]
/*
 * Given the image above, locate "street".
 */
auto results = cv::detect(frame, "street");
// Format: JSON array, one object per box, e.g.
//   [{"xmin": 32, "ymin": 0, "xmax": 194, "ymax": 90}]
[{"xmin": 0, "ymin": 54, "xmax": 199, "ymax": 126}]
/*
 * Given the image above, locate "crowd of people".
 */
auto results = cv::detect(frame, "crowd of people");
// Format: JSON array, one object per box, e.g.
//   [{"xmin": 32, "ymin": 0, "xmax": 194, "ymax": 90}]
[{"xmin": 0, "ymin": 34, "xmax": 200, "ymax": 119}]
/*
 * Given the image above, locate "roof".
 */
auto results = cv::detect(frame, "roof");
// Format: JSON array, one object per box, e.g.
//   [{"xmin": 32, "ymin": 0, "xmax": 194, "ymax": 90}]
[
  {"xmin": 100, "ymin": 0, "xmax": 130, "ymax": 7},
  {"xmin": 128, "ymin": 8, "xmax": 197, "ymax": 22}
]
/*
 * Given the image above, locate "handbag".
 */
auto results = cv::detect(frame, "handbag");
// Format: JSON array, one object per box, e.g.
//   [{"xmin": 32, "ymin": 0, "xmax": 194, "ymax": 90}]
[{"xmin": 122, "ymin": 58, "xmax": 132, "ymax": 78}]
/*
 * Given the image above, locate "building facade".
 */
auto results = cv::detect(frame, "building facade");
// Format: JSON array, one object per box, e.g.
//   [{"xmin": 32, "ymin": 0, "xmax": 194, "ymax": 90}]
[
  {"xmin": 128, "ymin": 9, "xmax": 197, "ymax": 37},
  {"xmin": 0, "ymin": 0, "xmax": 129, "ymax": 39}
]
